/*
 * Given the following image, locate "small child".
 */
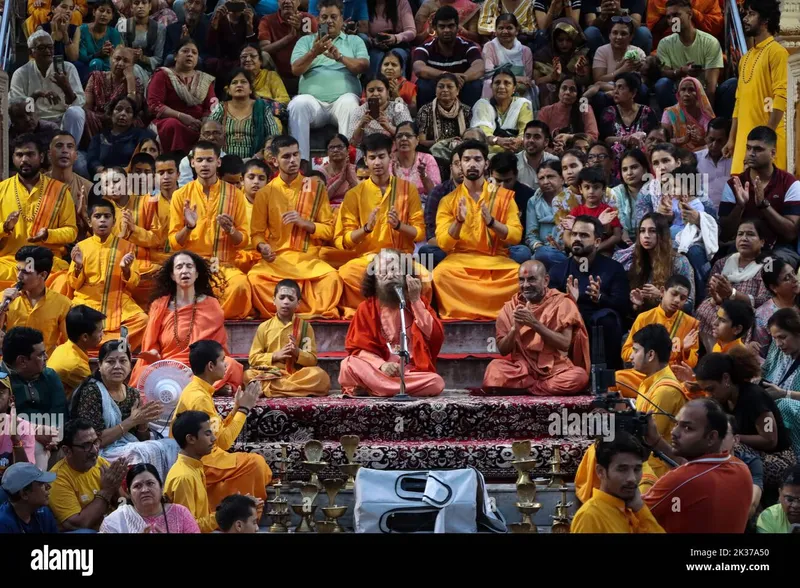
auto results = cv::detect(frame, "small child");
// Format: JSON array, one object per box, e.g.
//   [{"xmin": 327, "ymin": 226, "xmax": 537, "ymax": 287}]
[
  {"xmin": 220, "ymin": 155, "xmax": 245, "ymax": 189},
  {"xmin": 235, "ymin": 160, "xmax": 271, "ymax": 274},
  {"xmin": 355, "ymin": 158, "xmax": 369, "ymax": 181},
  {"xmin": 129, "ymin": 153, "xmax": 156, "ymax": 196},
  {"xmin": 567, "ymin": 167, "xmax": 622, "ymax": 255},
  {"xmin": 616, "ymin": 274, "xmax": 699, "ymax": 398},
  {"xmin": 713, "ymin": 298, "xmax": 754, "ymax": 353},
  {"xmin": 48, "ymin": 304, "xmax": 106, "ymax": 399},
  {"xmin": 215, "ymin": 494, "xmax": 260, "ymax": 534},
  {"xmin": 69, "ymin": 198, "xmax": 148, "ymax": 350},
  {"xmin": 246, "ymin": 279, "xmax": 331, "ymax": 397}
]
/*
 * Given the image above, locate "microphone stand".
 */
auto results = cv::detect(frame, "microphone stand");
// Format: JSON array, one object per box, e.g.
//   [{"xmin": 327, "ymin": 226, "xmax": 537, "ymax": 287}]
[{"xmin": 389, "ymin": 294, "xmax": 412, "ymax": 402}]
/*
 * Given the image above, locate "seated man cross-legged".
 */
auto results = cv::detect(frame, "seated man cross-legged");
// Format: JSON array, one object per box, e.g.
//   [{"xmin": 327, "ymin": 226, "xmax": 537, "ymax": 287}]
[
  {"xmin": 483, "ymin": 260, "xmax": 590, "ymax": 396},
  {"xmin": 339, "ymin": 249, "xmax": 445, "ymax": 398}
]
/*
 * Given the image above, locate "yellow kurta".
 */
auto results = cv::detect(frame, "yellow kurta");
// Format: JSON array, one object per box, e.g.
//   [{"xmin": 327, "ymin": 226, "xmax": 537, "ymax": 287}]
[
  {"xmin": 246, "ymin": 316, "xmax": 331, "ymax": 397},
  {"xmin": 234, "ymin": 197, "xmax": 259, "ymax": 274},
  {"xmin": 48, "ymin": 339, "xmax": 90, "ymax": 400},
  {"xmin": 163, "ymin": 453, "xmax": 219, "ymax": 533},
  {"xmin": 0, "ymin": 174, "xmax": 77, "ymax": 288},
  {"xmin": 575, "ymin": 443, "xmax": 659, "ymax": 504},
  {"xmin": 571, "ymin": 488, "xmax": 665, "ymax": 533},
  {"xmin": 635, "ymin": 365, "xmax": 688, "ymax": 478},
  {"xmin": 615, "ymin": 306, "xmax": 699, "ymax": 398},
  {"xmin": 170, "ymin": 375, "xmax": 272, "ymax": 510},
  {"xmin": 333, "ymin": 177, "xmax": 428, "ymax": 318},
  {"xmin": 169, "ymin": 179, "xmax": 252, "ymax": 319},
  {"xmin": 3, "ymin": 289, "xmax": 70, "ymax": 356},
  {"xmin": 713, "ymin": 338, "xmax": 743, "ymax": 353},
  {"xmin": 248, "ymin": 175, "xmax": 342, "ymax": 318},
  {"xmin": 24, "ymin": 0, "xmax": 87, "ymax": 36},
  {"xmin": 433, "ymin": 181, "xmax": 523, "ymax": 319},
  {"xmin": 731, "ymin": 36, "xmax": 788, "ymax": 175},
  {"xmin": 67, "ymin": 235, "xmax": 148, "ymax": 349}
]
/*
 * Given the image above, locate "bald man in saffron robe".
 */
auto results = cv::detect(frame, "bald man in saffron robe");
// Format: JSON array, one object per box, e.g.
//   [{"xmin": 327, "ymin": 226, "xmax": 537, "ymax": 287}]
[{"xmin": 483, "ymin": 260, "xmax": 590, "ymax": 396}]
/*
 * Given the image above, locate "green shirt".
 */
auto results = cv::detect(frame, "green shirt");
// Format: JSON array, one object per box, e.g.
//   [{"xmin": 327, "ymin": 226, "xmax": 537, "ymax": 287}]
[
  {"xmin": 2, "ymin": 362, "xmax": 68, "ymax": 426},
  {"xmin": 656, "ymin": 30, "xmax": 723, "ymax": 90},
  {"xmin": 291, "ymin": 32, "xmax": 368, "ymax": 103},
  {"xmin": 756, "ymin": 504, "xmax": 793, "ymax": 533}
]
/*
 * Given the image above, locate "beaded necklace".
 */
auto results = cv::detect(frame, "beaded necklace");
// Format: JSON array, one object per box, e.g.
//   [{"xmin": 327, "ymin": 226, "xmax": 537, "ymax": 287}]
[
  {"xmin": 172, "ymin": 295, "xmax": 198, "ymax": 349},
  {"xmin": 742, "ymin": 39, "xmax": 774, "ymax": 85}
]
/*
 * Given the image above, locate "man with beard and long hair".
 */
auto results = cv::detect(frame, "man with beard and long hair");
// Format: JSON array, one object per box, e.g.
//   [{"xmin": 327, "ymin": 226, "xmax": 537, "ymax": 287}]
[
  {"xmin": 332, "ymin": 133, "xmax": 426, "ymax": 319},
  {"xmin": 248, "ymin": 136, "xmax": 343, "ymax": 319},
  {"xmin": 723, "ymin": 0, "xmax": 787, "ymax": 175},
  {"xmin": 432, "ymin": 140, "xmax": 523, "ymax": 320},
  {"xmin": 339, "ymin": 249, "xmax": 445, "ymax": 397},
  {"xmin": 548, "ymin": 215, "xmax": 630, "ymax": 369},
  {"xmin": 0, "ymin": 135, "xmax": 77, "ymax": 291},
  {"xmin": 483, "ymin": 260, "xmax": 590, "ymax": 396}
]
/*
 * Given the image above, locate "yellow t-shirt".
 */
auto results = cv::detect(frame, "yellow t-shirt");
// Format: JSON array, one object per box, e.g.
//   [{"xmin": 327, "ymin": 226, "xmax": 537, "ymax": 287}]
[
  {"xmin": 47, "ymin": 340, "xmax": 91, "ymax": 400},
  {"xmin": 48, "ymin": 456, "xmax": 110, "ymax": 526}
]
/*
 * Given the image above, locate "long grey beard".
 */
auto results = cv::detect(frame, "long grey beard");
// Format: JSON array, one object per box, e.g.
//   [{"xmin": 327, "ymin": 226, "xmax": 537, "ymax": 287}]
[{"xmin": 377, "ymin": 283, "xmax": 401, "ymax": 308}]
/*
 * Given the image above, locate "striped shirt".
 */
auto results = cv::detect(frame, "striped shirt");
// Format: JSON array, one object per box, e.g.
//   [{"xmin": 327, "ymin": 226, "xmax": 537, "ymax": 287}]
[{"xmin": 412, "ymin": 37, "xmax": 481, "ymax": 74}]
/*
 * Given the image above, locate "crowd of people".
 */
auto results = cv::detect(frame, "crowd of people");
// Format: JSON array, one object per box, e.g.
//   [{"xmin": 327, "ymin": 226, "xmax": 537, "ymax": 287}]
[{"xmin": 0, "ymin": 0, "xmax": 798, "ymax": 534}]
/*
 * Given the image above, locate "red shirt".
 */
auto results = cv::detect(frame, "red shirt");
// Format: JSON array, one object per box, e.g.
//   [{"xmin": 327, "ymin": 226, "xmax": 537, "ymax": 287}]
[
  {"xmin": 643, "ymin": 453, "xmax": 753, "ymax": 533},
  {"xmin": 258, "ymin": 11, "xmax": 318, "ymax": 78},
  {"xmin": 570, "ymin": 202, "xmax": 622, "ymax": 236}
]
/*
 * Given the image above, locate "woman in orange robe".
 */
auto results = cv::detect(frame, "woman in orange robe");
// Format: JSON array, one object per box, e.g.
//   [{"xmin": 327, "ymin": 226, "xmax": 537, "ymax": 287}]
[{"xmin": 129, "ymin": 251, "xmax": 243, "ymax": 391}]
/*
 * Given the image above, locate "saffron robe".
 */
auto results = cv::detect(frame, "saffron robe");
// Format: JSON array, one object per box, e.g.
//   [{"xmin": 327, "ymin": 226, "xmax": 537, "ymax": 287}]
[
  {"xmin": 614, "ymin": 306, "xmax": 699, "ymax": 398},
  {"xmin": 129, "ymin": 295, "xmax": 244, "ymax": 391},
  {"xmin": 571, "ymin": 488, "xmax": 665, "ymax": 533},
  {"xmin": 3, "ymin": 289, "xmax": 70, "ymax": 356},
  {"xmin": 247, "ymin": 175, "xmax": 342, "ymax": 318},
  {"xmin": 483, "ymin": 289, "xmax": 589, "ymax": 395},
  {"xmin": 433, "ymin": 181, "xmax": 523, "ymax": 319},
  {"xmin": 575, "ymin": 444, "xmax": 660, "ymax": 505},
  {"xmin": 339, "ymin": 297, "xmax": 445, "ymax": 397},
  {"xmin": 168, "ymin": 179, "xmax": 252, "ymax": 319},
  {"xmin": 246, "ymin": 315, "xmax": 330, "ymax": 397}
]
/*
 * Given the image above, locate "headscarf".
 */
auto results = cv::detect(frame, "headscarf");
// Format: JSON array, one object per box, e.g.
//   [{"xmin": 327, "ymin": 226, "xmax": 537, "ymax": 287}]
[
  {"xmin": 663, "ymin": 76, "xmax": 715, "ymax": 151},
  {"xmin": 533, "ymin": 17, "xmax": 586, "ymax": 76}
]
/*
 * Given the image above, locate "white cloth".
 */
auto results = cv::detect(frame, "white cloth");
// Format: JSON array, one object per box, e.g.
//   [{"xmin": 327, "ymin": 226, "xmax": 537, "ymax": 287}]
[
  {"xmin": 675, "ymin": 210, "xmax": 719, "ymax": 260},
  {"xmin": 99, "ymin": 504, "xmax": 149, "ymax": 533},
  {"xmin": 288, "ymin": 93, "xmax": 361, "ymax": 161},
  {"xmin": 470, "ymin": 96, "xmax": 531, "ymax": 136},
  {"xmin": 9, "ymin": 61, "xmax": 86, "ymax": 122},
  {"xmin": 722, "ymin": 253, "xmax": 763, "ymax": 283}
]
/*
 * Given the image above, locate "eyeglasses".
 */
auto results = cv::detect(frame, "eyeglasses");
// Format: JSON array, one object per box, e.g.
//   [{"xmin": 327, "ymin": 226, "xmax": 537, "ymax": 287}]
[
  {"xmin": 34, "ymin": 44, "xmax": 55, "ymax": 52},
  {"xmin": 328, "ymin": 144, "xmax": 346, "ymax": 151},
  {"xmin": 610, "ymin": 16, "xmax": 632, "ymax": 23},
  {"xmin": 396, "ymin": 133, "xmax": 415, "ymax": 139},
  {"xmin": 70, "ymin": 439, "xmax": 101, "ymax": 452}
]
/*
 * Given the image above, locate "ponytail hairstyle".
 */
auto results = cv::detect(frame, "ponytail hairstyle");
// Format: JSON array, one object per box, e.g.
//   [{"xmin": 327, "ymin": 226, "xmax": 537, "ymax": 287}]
[{"xmin": 694, "ymin": 347, "xmax": 762, "ymax": 386}]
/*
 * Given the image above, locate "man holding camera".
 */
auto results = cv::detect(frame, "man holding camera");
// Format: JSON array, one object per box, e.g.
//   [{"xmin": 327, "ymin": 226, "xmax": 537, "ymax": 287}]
[
  {"xmin": 572, "ymin": 433, "xmax": 665, "ymax": 533},
  {"xmin": 288, "ymin": 0, "xmax": 369, "ymax": 162}
]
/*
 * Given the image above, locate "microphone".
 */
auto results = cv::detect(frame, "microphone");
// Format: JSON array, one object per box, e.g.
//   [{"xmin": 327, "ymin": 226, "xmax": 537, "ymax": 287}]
[
  {"xmin": 393, "ymin": 285, "xmax": 406, "ymax": 308},
  {"xmin": 0, "ymin": 281, "xmax": 24, "ymax": 313}
]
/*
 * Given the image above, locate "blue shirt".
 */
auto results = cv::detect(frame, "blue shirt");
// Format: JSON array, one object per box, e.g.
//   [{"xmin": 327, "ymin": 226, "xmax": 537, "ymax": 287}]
[
  {"xmin": 0, "ymin": 502, "xmax": 59, "ymax": 534},
  {"xmin": 549, "ymin": 254, "xmax": 631, "ymax": 316},
  {"xmin": 307, "ymin": 0, "xmax": 368, "ymax": 21}
]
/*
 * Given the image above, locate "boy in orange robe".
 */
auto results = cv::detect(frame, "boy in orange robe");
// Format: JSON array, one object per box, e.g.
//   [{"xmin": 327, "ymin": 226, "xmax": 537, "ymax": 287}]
[
  {"xmin": 339, "ymin": 249, "xmax": 445, "ymax": 398},
  {"xmin": 614, "ymin": 275, "xmax": 699, "ymax": 398},
  {"xmin": 483, "ymin": 260, "xmax": 590, "ymax": 396}
]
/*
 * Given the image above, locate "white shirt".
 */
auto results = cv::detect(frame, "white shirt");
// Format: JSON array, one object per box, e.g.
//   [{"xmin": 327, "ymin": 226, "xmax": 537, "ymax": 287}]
[
  {"xmin": 516, "ymin": 151, "xmax": 559, "ymax": 192},
  {"xmin": 695, "ymin": 148, "xmax": 732, "ymax": 210},
  {"xmin": 9, "ymin": 60, "xmax": 85, "ymax": 122}
]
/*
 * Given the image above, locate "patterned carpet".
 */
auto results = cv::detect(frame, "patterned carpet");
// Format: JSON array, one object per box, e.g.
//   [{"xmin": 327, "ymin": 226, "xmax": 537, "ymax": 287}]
[{"xmin": 214, "ymin": 394, "xmax": 594, "ymax": 443}]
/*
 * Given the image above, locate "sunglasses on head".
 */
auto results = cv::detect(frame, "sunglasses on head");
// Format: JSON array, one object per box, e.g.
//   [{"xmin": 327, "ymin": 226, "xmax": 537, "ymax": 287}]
[{"xmin": 611, "ymin": 15, "xmax": 632, "ymax": 23}]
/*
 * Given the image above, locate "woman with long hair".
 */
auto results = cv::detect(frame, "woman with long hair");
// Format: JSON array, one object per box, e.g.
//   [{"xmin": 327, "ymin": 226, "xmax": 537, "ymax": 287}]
[
  {"xmin": 365, "ymin": 0, "xmax": 416, "ymax": 75},
  {"xmin": 78, "ymin": 0, "xmax": 123, "ymax": 74},
  {"xmin": 128, "ymin": 251, "xmax": 244, "ymax": 391},
  {"xmin": 481, "ymin": 14, "xmax": 536, "ymax": 107},
  {"xmin": 70, "ymin": 341, "xmax": 180, "ymax": 480},
  {"xmin": 100, "ymin": 464, "xmax": 200, "ymax": 533},
  {"xmin": 128, "ymin": 137, "xmax": 160, "ymax": 166},
  {"xmin": 599, "ymin": 72, "xmax": 658, "ymax": 163},
  {"xmin": 209, "ymin": 68, "xmax": 281, "ymax": 159},
  {"xmin": 696, "ymin": 345, "xmax": 796, "ymax": 487},
  {"xmin": 471, "ymin": 68, "xmax": 533, "ymax": 154},
  {"xmin": 752, "ymin": 258, "xmax": 800, "ymax": 358},
  {"xmin": 378, "ymin": 50, "xmax": 417, "ymax": 111},
  {"xmin": 623, "ymin": 213, "xmax": 695, "ymax": 313},
  {"xmin": 608, "ymin": 148, "xmax": 648, "ymax": 248},
  {"xmin": 694, "ymin": 218, "xmax": 770, "ymax": 353},
  {"xmin": 538, "ymin": 76, "xmax": 599, "ymax": 150},
  {"xmin": 662, "ymin": 77, "xmax": 715, "ymax": 152},
  {"xmin": 347, "ymin": 75, "xmax": 412, "ymax": 151}
]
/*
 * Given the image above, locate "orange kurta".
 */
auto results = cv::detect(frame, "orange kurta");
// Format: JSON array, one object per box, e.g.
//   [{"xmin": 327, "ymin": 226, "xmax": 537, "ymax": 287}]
[
  {"xmin": 129, "ymin": 295, "xmax": 244, "ymax": 391},
  {"xmin": 333, "ymin": 177, "xmax": 428, "ymax": 319},
  {"xmin": 483, "ymin": 290, "xmax": 589, "ymax": 395},
  {"xmin": 433, "ymin": 182, "xmax": 522, "ymax": 319},
  {"xmin": 169, "ymin": 179, "xmax": 252, "ymax": 319},
  {"xmin": 614, "ymin": 306, "xmax": 699, "ymax": 398},
  {"xmin": 247, "ymin": 174, "xmax": 342, "ymax": 318}
]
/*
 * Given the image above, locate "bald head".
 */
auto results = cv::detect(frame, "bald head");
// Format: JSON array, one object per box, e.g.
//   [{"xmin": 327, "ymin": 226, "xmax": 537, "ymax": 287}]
[
  {"xmin": 200, "ymin": 121, "xmax": 224, "ymax": 147},
  {"xmin": 519, "ymin": 260, "xmax": 548, "ymax": 303}
]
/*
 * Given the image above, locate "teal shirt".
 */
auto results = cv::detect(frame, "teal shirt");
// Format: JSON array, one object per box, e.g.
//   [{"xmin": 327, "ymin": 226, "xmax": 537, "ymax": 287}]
[
  {"xmin": 2, "ymin": 362, "xmax": 68, "ymax": 425},
  {"xmin": 756, "ymin": 504, "xmax": 793, "ymax": 533},
  {"xmin": 291, "ymin": 32, "xmax": 368, "ymax": 103}
]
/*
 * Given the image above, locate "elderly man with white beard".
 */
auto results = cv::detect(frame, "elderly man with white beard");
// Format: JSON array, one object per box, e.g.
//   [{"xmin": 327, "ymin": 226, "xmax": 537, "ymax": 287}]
[
  {"xmin": 338, "ymin": 249, "xmax": 445, "ymax": 398},
  {"xmin": 483, "ymin": 260, "xmax": 590, "ymax": 396}
]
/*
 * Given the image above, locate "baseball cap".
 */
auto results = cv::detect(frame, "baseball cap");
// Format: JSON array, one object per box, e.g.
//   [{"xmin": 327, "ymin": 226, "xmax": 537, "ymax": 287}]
[{"xmin": 1, "ymin": 462, "xmax": 56, "ymax": 494}]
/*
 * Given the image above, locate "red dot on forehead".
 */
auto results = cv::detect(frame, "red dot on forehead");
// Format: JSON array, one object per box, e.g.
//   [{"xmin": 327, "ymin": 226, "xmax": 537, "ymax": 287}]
[{"xmin": 519, "ymin": 267, "xmax": 532, "ymax": 278}]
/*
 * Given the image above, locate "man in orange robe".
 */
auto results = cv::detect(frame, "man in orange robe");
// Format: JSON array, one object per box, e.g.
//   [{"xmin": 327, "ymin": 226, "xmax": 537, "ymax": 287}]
[
  {"xmin": 483, "ymin": 260, "xmax": 589, "ymax": 396},
  {"xmin": 433, "ymin": 140, "xmax": 523, "ymax": 320},
  {"xmin": 339, "ymin": 249, "xmax": 445, "ymax": 398}
]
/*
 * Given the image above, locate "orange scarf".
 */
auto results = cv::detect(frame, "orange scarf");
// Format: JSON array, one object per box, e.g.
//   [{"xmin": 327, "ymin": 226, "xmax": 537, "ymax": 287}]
[
  {"xmin": 289, "ymin": 177, "xmax": 325, "ymax": 252},
  {"xmin": 386, "ymin": 176, "xmax": 409, "ymax": 249},
  {"xmin": 99, "ymin": 236, "xmax": 136, "ymax": 332},
  {"xmin": 212, "ymin": 181, "xmax": 236, "ymax": 264},
  {"xmin": 485, "ymin": 183, "xmax": 514, "ymax": 256},
  {"xmin": 30, "ymin": 176, "xmax": 69, "ymax": 237},
  {"xmin": 287, "ymin": 317, "xmax": 309, "ymax": 375}
]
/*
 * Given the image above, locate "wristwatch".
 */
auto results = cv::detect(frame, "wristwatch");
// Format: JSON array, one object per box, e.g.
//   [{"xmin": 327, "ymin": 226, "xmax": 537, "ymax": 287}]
[{"xmin": 758, "ymin": 198, "xmax": 771, "ymax": 210}]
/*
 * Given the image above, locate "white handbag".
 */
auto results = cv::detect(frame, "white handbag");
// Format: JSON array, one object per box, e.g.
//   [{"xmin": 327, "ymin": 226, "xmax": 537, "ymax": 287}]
[{"xmin": 353, "ymin": 468, "xmax": 506, "ymax": 533}]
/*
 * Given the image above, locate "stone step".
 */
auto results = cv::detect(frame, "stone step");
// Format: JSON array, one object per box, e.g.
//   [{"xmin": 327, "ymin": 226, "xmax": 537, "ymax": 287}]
[
  {"xmin": 214, "ymin": 391, "xmax": 594, "ymax": 443},
  {"xmin": 225, "ymin": 319, "xmax": 498, "ymax": 356},
  {"xmin": 234, "ymin": 437, "xmax": 591, "ymax": 483}
]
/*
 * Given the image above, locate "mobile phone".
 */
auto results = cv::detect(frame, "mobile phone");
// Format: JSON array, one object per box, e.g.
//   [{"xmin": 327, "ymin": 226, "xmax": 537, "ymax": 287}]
[
  {"xmin": 377, "ymin": 31, "xmax": 391, "ymax": 41},
  {"xmin": 53, "ymin": 54, "xmax": 64, "ymax": 74},
  {"xmin": 318, "ymin": 22, "xmax": 329, "ymax": 38},
  {"xmin": 227, "ymin": 1, "xmax": 245, "ymax": 12},
  {"xmin": 368, "ymin": 97, "xmax": 380, "ymax": 119},
  {"xmin": 345, "ymin": 20, "xmax": 357, "ymax": 34}
]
